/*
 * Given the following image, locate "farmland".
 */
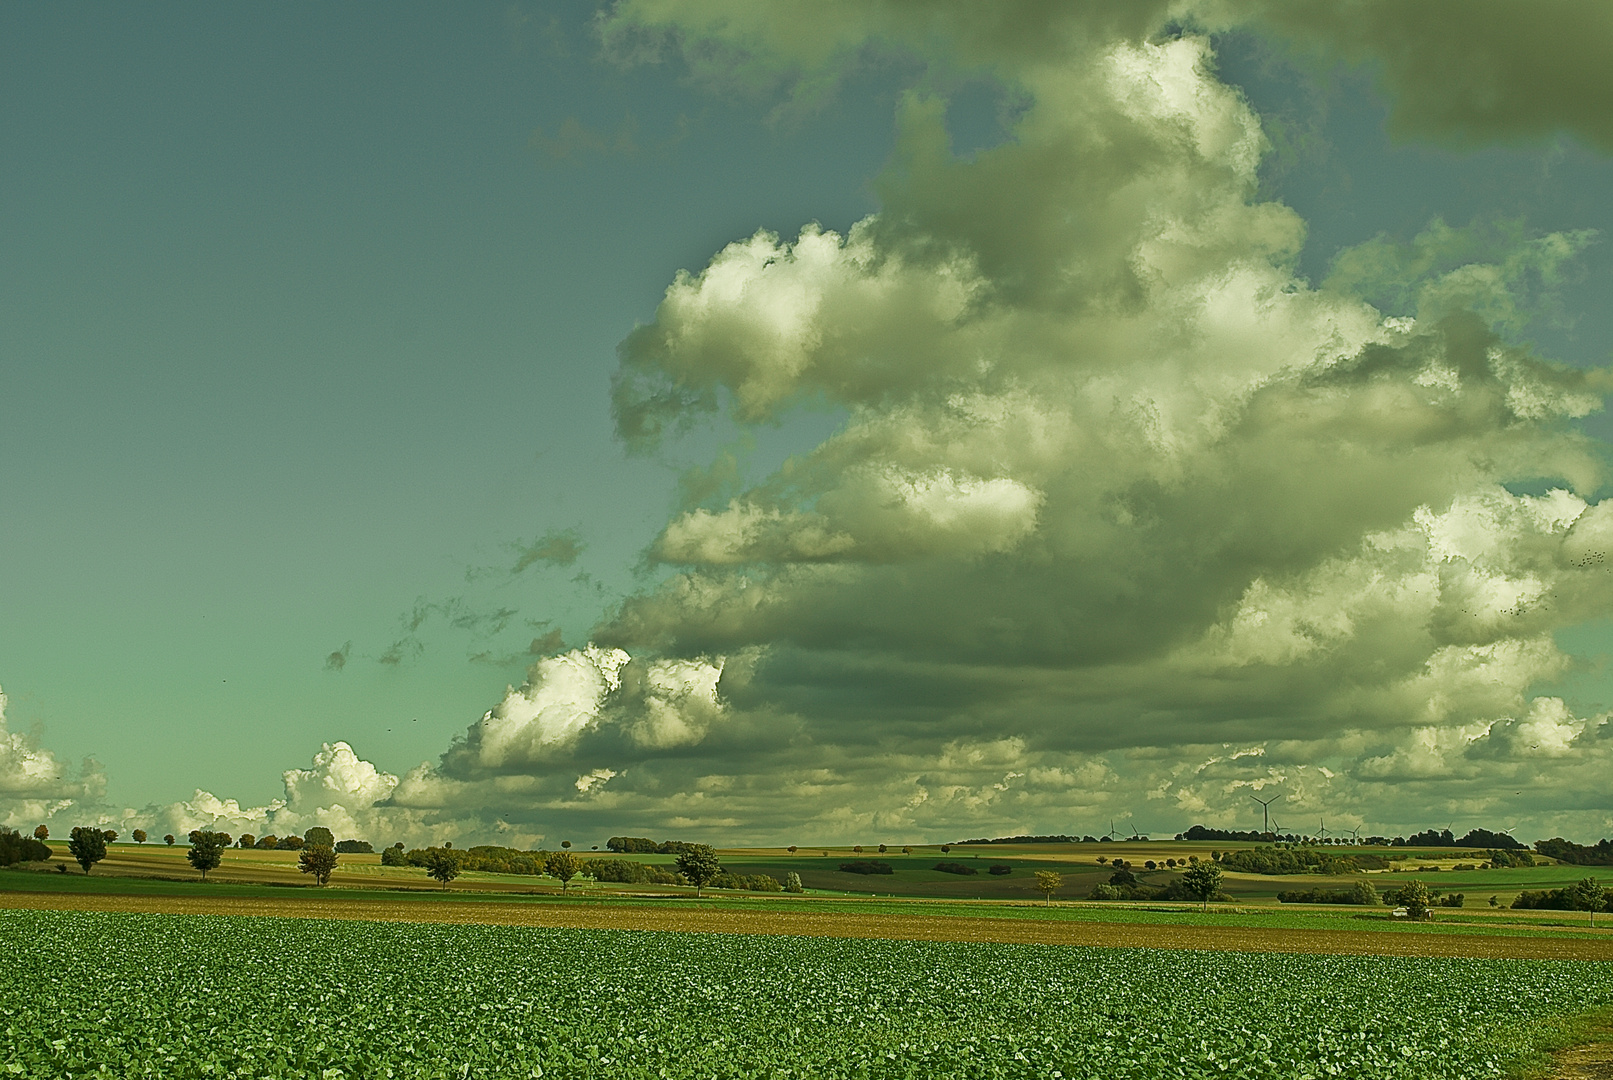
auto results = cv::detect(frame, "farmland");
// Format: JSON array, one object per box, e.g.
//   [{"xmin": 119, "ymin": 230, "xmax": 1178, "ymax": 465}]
[
  {"xmin": 5, "ymin": 907, "xmax": 1613, "ymax": 1079},
  {"xmin": 12, "ymin": 838, "xmax": 1607, "ymax": 911}
]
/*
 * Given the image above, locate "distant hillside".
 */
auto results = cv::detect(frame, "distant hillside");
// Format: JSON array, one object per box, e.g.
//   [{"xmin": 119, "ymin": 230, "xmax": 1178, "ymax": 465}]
[{"xmin": 953, "ymin": 834, "xmax": 1095, "ymax": 845}]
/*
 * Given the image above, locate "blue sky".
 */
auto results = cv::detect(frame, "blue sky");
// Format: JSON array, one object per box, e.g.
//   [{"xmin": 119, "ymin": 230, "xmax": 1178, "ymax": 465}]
[{"xmin": 4, "ymin": 2, "xmax": 1612, "ymax": 846}]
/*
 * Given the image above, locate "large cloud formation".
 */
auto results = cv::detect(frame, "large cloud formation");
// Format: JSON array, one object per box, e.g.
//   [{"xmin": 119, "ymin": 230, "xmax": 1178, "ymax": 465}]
[
  {"xmin": 0, "ymin": 688, "xmax": 105, "ymax": 830},
  {"xmin": 10, "ymin": 2, "xmax": 1611, "ymax": 847},
  {"xmin": 405, "ymin": 0, "xmax": 1613, "ymax": 843}
]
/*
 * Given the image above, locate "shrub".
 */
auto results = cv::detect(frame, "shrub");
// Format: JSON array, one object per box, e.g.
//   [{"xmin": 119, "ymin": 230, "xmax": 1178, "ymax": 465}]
[
  {"xmin": 587, "ymin": 858, "xmax": 684, "ymax": 885},
  {"xmin": 839, "ymin": 860, "xmax": 893, "ymax": 875},
  {"xmin": 711, "ymin": 872, "xmax": 783, "ymax": 891},
  {"xmin": 1278, "ymin": 882, "xmax": 1380, "ymax": 905},
  {"xmin": 380, "ymin": 846, "xmax": 409, "ymax": 867},
  {"xmin": 933, "ymin": 862, "xmax": 977, "ymax": 876},
  {"xmin": 334, "ymin": 840, "xmax": 373, "ymax": 854},
  {"xmin": 988, "ymin": 864, "xmax": 1012, "ymax": 876},
  {"xmin": 0, "ymin": 827, "xmax": 52, "ymax": 865},
  {"xmin": 784, "ymin": 872, "xmax": 804, "ymax": 893}
]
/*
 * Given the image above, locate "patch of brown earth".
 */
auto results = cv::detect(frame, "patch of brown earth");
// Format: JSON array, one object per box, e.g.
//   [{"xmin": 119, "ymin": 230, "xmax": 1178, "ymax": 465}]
[
  {"xmin": 1555, "ymin": 1043, "xmax": 1613, "ymax": 1079},
  {"xmin": 6, "ymin": 890, "xmax": 1613, "ymax": 961}
]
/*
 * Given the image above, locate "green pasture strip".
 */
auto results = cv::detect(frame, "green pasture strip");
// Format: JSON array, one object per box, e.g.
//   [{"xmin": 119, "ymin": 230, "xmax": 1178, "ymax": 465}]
[{"xmin": 4, "ymin": 908, "xmax": 1611, "ymax": 1080}]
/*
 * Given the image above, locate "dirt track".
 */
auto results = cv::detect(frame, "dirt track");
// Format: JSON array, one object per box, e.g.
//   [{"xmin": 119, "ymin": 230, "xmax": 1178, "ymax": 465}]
[{"xmin": 6, "ymin": 890, "xmax": 1613, "ymax": 961}]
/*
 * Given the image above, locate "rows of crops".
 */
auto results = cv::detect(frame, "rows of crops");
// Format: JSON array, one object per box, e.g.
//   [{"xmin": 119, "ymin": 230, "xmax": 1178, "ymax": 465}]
[{"xmin": 4, "ymin": 909, "xmax": 1611, "ymax": 1078}]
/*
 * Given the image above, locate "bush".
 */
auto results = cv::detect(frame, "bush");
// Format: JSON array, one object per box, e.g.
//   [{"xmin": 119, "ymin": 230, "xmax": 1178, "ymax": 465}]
[
  {"xmin": 1218, "ymin": 848, "xmax": 1372, "ymax": 875},
  {"xmin": 784, "ymin": 872, "xmax": 804, "ymax": 893},
  {"xmin": 1513, "ymin": 887, "xmax": 1613, "ymax": 912},
  {"xmin": 711, "ymin": 872, "xmax": 784, "ymax": 892},
  {"xmin": 380, "ymin": 846, "xmax": 409, "ymax": 867},
  {"xmin": 933, "ymin": 862, "xmax": 977, "ymax": 876},
  {"xmin": 1088, "ymin": 883, "xmax": 1121, "ymax": 900},
  {"xmin": 1277, "ymin": 882, "xmax": 1380, "ymax": 905},
  {"xmin": 0, "ymin": 827, "xmax": 51, "ymax": 865},
  {"xmin": 839, "ymin": 860, "xmax": 893, "ymax": 875},
  {"xmin": 987, "ymin": 864, "xmax": 1012, "ymax": 876},
  {"xmin": 334, "ymin": 840, "xmax": 373, "ymax": 854},
  {"xmin": 588, "ymin": 859, "xmax": 684, "ymax": 886}
]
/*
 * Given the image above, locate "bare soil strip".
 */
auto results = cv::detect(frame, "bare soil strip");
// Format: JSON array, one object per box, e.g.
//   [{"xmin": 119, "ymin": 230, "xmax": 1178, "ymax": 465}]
[
  {"xmin": 5, "ymin": 890, "xmax": 1613, "ymax": 961},
  {"xmin": 1554, "ymin": 1043, "xmax": 1613, "ymax": 1079}
]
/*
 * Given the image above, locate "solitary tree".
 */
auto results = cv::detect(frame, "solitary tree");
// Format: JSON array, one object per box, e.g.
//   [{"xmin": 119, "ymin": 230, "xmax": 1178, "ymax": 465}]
[
  {"xmin": 675, "ymin": 844, "xmax": 722, "ymax": 897},
  {"xmin": 424, "ymin": 848, "xmax": 460, "ymax": 890},
  {"xmin": 187, "ymin": 831, "xmax": 226, "ymax": 881},
  {"xmin": 131, "ymin": 829, "xmax": 147, "ymax": 844},
  {"xmin": 1181, "ymin": 861, "xmax": 1224, "ymax": 912},
  {"xmin": 1568, "ymin": 877, "xmax": 1608, "ymax": 928},
  {"xmin": 1034, "ymin": 870, "xmax": 1064, "ymax": 907},
  {"xmin": 303, "ymin": 826, "xmax": 335, "ymax": 849},
  {"xmin": 1389, "ymin": 880, "xmax": 1434, "ymax": 920},
  {"xmin": 299, "ymin": 844, "xmax": 339, "ymax": 886},
  {"xmin": 163, "ymin": 834, "xmax": 175, "ymax": 846},
  {"xmin": 787, "ymin": 845, "xmax": 798, "ymax": 854},
  {"xmin": 560, "ymin": 840, "xmax": 571, "ymax": 849},
  {"xmin": 33, "ymin": 825, "xmax": 48, "ymax": 842},
  {"xmin": 102, "ymin": 830, "xmax": 117, "ymax": 843},
  {"xmin": 544, "ymin": 850, "xmax": 583, "ymax": 893},
  {"xmin": 67, "ymin": 827, "xmax": 107, "ymax": 874}
]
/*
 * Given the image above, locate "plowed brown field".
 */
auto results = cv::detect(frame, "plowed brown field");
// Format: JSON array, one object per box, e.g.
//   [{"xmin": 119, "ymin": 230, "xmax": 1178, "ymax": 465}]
[{"xmin": 6, "ymin": 890, "xmax": 1613, "ymax": 961}]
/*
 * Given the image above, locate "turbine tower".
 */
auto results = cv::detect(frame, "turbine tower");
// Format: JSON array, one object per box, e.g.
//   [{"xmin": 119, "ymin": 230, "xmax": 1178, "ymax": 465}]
[{"xmin": 1249, "ymin": 793, "xmax": 1281, "ymax": 837}]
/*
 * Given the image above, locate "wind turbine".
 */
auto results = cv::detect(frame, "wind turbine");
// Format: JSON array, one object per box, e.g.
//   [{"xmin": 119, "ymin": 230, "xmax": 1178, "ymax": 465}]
[
  {"xmin": 1249, "ymin": 793, "xmax": 1281, "ymax": 837},
  {"xmin": 1317, "ymin": 818, "xmax": 1328, "ymax": 843},
  {"xmin": 1128, "ymin": 818, "xmax": 1148, "ymax": 841},
  {"xmin": 1105, "ymin": 819, "xmax": 1120, "ymax": 842}
]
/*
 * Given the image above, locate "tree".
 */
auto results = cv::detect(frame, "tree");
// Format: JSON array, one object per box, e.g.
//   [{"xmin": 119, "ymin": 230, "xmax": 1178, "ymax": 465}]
[
  {"xmin": 787, "ymin": 845, "xmax": 798, "ymax": 853},
  {"xmin": 68, "ymin": 827, "xmax": 107, "ymax": 875},
  {"xmin": 1034, "ymin": 870, "xmax": 1064, "ymax": 906},
  {"xmin": 675, "ymin": 844, "xmax": 722, "ymax": 897},
  {"xmin": 545, "ymin": 850, "xmax": 583, "ymax": 893},
  {"xmin": 132, "ymin": 829, "xmax": 147, "ymax": 844},
  {"xmin": 424, "ymin": 848, "xmax": 460, "ymax": 890},
  {"xmin": 102, "ymin": 830, "xmax": 117, "ymax": 843},
  {"xmin": 784, "ymin": 872, "xmax": 804, "ymax": 893},
  {"xmin": 187, "ymin": 831, "xmax": 226, "ymax": 881},
  {"xmin": 560, "ymin": 840, "xmax": 571, "ymax": 849},
  {"xmin": 299, "ymin": 844, "xmax": 339, "ymax": 886},
  {"xmin": 303, "ymin": 826, "xmax": 334, "ymax": 849},
  {"xmin": 1387, "ymin": 880, "xmax": 1434, "ymax": 920},
  {"xmin": 163, "ymin": 834, "xmax": 175, "ymax": 846},
  {"xmin": 34, "ymin": 825, "xmax": 48, "ymax": 842},
  {"xmin": 237, "ymin": 834, "xmax": 255, "ymax": 849},
  {"xmin": 1181, "ymin": 861, "xmax": 1224, "ymax": 911},
  {"xmin": 1568, "ymin": 877, "xmax": 1608, "ymax": 928}
]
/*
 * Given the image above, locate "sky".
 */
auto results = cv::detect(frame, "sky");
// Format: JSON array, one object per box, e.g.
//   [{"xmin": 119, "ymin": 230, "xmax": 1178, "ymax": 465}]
[{"xmin": 4, "ymin": 0, "xmax": 1613, "ymax": 848}]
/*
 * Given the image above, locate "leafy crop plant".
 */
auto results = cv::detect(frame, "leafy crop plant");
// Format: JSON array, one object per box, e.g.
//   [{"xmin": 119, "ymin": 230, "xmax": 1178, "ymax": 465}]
[{"xmin": 3, "ymin": 909, "xmax": 1611, "ymax": 1078}]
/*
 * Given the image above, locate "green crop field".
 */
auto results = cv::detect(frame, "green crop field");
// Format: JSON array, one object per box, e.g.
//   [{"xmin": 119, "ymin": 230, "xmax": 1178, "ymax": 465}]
[{"xmin": 4, "ymin": 909, "xmax": 1612, "ymax": 1079}]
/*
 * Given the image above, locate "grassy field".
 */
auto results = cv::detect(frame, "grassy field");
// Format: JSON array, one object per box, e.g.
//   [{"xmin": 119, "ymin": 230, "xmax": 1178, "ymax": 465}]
[{"xmin": 4, "ymin": 908, "xmax": 1613, "ymax": 1079}]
